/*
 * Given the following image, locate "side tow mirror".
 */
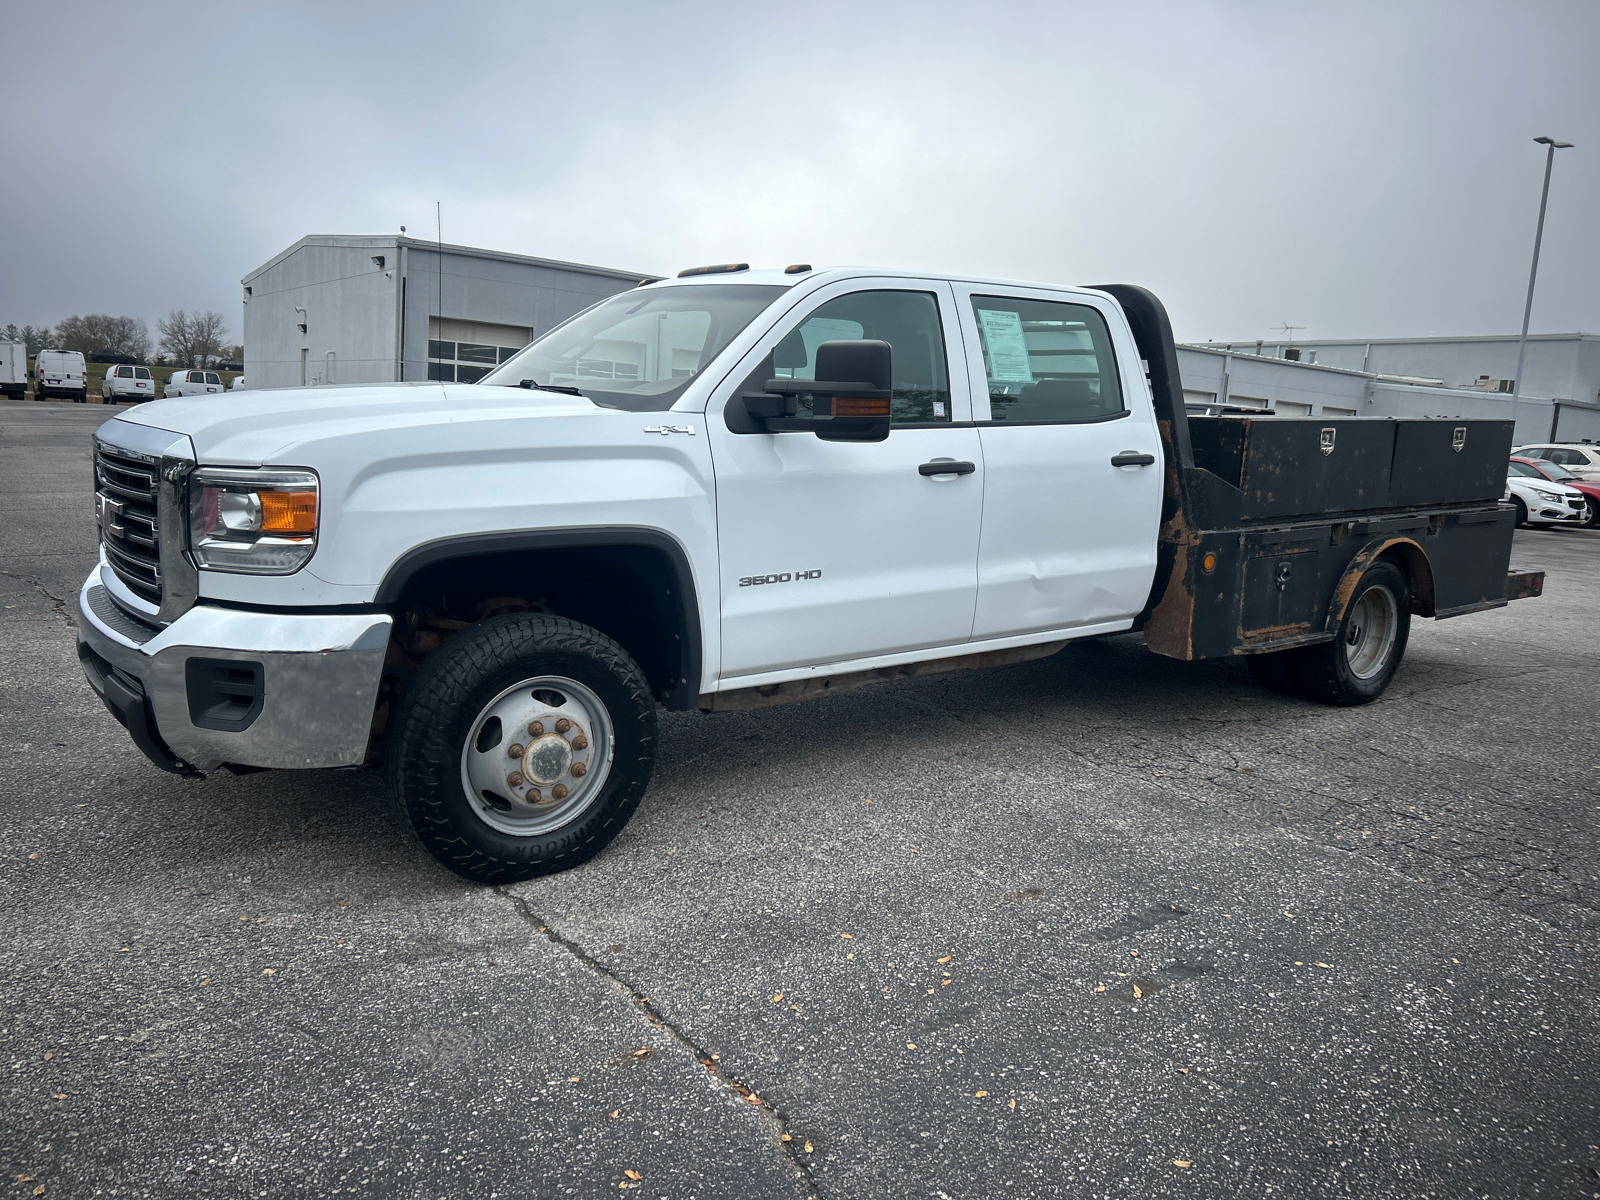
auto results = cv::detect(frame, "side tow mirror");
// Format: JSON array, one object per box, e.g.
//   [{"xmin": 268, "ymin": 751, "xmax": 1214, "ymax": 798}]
[{"xmin": 742, "ymin": 339, "xmax": 892, "ymax": 442}]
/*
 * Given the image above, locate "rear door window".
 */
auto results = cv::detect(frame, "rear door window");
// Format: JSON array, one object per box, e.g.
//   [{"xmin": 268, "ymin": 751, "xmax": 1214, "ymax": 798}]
[
  {"xmin": 134, "ymin": 367, "xmax": 150, "ymax": 379},
  {"xmin": 115, "ymin": 366, "xmax": 132, "ymax": 378},
  {"xmin": 1548, "ymin": 448, "xmax": 1586, "ymax": 466},
  {"xmin": 205, "ymin": 372, "xmax": 221, "ymax": 385},
  {"xmin": 970, "ymin": 295, "xmax": 1124, "ymax": 423}
]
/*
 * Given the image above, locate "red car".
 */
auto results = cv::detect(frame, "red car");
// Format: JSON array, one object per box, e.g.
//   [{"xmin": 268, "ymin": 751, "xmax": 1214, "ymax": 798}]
[{"xmin": 1511, "ymin": 456, "xmax": 1600, "ymax": 527}]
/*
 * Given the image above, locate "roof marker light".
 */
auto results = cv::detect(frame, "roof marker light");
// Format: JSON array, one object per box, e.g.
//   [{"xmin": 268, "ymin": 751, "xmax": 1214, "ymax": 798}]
[{"xmin": 677, "ymin": 263, "xmax": 750, "ymax": 278}]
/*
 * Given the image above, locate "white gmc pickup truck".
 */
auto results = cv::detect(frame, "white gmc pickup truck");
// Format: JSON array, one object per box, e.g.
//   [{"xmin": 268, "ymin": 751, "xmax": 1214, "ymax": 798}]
[{"xmin": 78, "ymin": 268, "xmax": 1542, "ymax": 881}]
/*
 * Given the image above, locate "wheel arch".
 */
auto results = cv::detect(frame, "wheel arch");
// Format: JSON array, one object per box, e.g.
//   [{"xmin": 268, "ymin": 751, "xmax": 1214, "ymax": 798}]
[
  {"xmin": 376, "ymin": 527, "xmax": 704, "ymax": 710},
  {"xmin": 1324, "ymin": 536, "xmax": 1436, "ymax": 633}
]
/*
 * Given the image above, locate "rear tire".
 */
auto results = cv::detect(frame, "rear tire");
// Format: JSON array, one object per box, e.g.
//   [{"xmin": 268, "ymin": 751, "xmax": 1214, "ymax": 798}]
[
  {"xmin": 1292, "ymin": 560, "xmax": 1410, "ymax": 706},
  {"xmin": 385, "ymin": 612, "xmax": 658, "ymax": 883},
  {"xmin": 1245, "ymin": 650, "xmax": 1298, "ymax": 694}
]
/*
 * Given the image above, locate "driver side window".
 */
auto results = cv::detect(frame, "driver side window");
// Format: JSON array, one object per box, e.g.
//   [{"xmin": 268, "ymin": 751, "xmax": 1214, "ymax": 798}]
[{"xmin": 771, "ymin": 290, "xmax": 952, "ymax": 424}]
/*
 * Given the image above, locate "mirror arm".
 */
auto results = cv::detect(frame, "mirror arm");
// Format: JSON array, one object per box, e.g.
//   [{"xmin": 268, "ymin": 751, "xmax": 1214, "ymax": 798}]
[{"xmin": 741, "ymin": 391, "xmax": 796, "ymax": 419}]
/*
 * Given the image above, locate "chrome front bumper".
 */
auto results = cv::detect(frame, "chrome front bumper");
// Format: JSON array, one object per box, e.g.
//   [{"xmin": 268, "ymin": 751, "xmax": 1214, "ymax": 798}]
[{"xmin": 76, "ymin": 565, "xmax": 392, "ymax": 774}]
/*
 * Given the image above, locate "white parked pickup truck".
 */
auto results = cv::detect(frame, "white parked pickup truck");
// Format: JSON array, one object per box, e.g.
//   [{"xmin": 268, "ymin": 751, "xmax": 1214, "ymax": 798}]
[{"xmin": 77, "ymin": 267, "xmax": 1543, "ymax": 882}]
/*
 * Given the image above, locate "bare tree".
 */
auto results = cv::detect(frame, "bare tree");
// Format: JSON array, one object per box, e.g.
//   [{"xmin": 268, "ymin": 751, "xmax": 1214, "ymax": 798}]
[
  {"xmin": 189, "ymin": 311, "xmax": 228, "ymax": 367},
  {"xmin": 157, "ymin": 309, "xmax": 194, "ymax": 366},
  {"xmin": 158, "ymin": 309, "xmax": 229, "ymax": 367},
  {"xmin": 56, "ymin": 314, "xmax": 152, "ymax": 360}
]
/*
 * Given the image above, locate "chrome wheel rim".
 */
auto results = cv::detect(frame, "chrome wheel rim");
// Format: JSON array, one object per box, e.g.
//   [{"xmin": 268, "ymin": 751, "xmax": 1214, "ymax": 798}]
[
  {"xmin": 459, "ymin": 675, "xmax": 615, "ymax": 837},
  {"xmin": 1344, "ymin": 584, "xmax": 1399, "ymax": 681}
]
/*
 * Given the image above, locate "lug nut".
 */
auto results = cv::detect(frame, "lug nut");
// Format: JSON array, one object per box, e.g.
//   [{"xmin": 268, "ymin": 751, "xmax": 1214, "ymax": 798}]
[
  {"xmin": 527, "ymin": 787, "xmax": 542, "ymax": 803},
  {"xmin": 508, "ymin": 743, "xmax": 525, "ymax": 759},
  {"xmin": 551, "ymin": 783, "xmax": 569, "ymax": 801},
  {"xmin": 570, "ymin": 762, "xmax": 587, "ymax": 777},
  {"xmin": 507, "ymin": 771, "xmax": 524, "ymax": 787},
  {"xmin": 570, "ymin": 733, "xmax": 588, "ymax": 750},
  {"xmin": 555, "ymin": 717, "xmax": 572, "ymax": 733},
  {"xmin": 527, "ymin": 721, "xmax": 544, "ymax": 736}
]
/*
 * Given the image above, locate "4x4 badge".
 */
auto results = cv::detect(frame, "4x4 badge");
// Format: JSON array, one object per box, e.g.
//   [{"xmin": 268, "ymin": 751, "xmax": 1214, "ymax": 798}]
[{"xmin": 644, "ymin": 425, "xmax": 696, "ymax": 436}]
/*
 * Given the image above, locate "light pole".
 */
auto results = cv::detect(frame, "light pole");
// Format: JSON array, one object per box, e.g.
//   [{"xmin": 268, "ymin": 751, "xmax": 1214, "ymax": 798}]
[{"xmin": 1509, "ymin": 135, "xmax": 1574, "ymax": 438}]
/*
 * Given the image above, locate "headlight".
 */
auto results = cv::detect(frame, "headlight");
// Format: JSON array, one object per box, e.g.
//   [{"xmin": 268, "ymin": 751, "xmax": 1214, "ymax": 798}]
[
  {"xmin": 1532, "ymin": 488, "xmax": 1563, "ymax": 502},
  {"xmin": 188, "ymin": 467, "xmax": 318, "ymax": 574}
]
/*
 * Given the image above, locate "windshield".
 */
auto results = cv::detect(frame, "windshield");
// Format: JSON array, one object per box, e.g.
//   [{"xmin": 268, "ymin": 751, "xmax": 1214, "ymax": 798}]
[
  {"xmin": 1535, "ymin": 461, "xmax": 1577, "ymax": 481},
  {"xmin": 481, "ymin": 283, "xmax": 787, "ymax": 411},
  {"xmin": 1508, "ymin": 461, "xmax": 1541, "ymax": 478}
]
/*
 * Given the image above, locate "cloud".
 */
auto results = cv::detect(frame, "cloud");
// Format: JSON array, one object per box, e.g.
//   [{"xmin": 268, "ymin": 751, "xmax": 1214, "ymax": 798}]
[{"xmin": 2, "ymin": 0, "xmax": 1595, "ymax": 342}]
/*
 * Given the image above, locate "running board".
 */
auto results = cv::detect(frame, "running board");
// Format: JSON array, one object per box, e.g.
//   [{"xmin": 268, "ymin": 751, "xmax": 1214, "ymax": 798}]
[{"xmin": 698, "ymin": 641, "xmax": 1067, "ymax": 713}]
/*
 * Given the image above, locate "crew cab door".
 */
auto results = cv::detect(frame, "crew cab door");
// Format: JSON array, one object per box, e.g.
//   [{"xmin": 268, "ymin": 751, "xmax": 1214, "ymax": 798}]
[
  {"xmin": 707, "ymin": 280, "xmax": 983, "ymax": 681},
  {"xmin": 951, "ymin": 285, "xmax": 1164, "ymax": 639}
]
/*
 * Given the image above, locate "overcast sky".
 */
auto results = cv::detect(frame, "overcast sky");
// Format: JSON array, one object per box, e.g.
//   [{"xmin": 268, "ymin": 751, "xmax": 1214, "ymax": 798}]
[{"xmin": 4, "ymin": 0, "xmax": 1595, "ymax": 345}]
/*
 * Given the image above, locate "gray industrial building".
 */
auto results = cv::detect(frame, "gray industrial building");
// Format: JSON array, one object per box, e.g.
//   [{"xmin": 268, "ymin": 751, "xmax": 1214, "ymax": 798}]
[
  {"xmin": 240, "ymin": 235, "xmax": 1600, "ymax": 444},
  {"xmin": 241, "ymin": 235, "xmax": 655, "ymax": 391},
  {"xmin": 1181, "ymin": 332, "xmax": 1600, "ymax": 445},
  {"xmin": 1203, "ymin": 332, "xmax": 1600, "ymax": 402}
]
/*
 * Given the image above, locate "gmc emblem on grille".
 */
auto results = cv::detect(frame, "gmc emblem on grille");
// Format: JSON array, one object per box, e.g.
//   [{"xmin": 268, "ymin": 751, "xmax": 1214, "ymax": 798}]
[{"xmin": 96, "ymin": 493, "xmax": 125, "ymax": 539}]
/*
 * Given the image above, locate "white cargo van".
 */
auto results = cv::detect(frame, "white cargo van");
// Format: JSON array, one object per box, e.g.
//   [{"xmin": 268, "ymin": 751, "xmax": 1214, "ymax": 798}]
[
  {"xmin": 0, "ymin": 342, "xmax": 25, "ymax": 398},
  {"xmin": 101, "ymin": 365, "xmax": 156, "ymax": 403},
  {"xmin": 35, "ymin": 350, "xmax": 89, "ymax": 401},
  {"xmin": 165, "ymin": 369, "xmax": 224, "ymax": 397}
]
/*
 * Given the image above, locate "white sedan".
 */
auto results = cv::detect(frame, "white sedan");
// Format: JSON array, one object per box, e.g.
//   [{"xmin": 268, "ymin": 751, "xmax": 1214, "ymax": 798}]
[{"xmin": 1506, "ymin": 460, "xmax": 1588, "ymax": 528}]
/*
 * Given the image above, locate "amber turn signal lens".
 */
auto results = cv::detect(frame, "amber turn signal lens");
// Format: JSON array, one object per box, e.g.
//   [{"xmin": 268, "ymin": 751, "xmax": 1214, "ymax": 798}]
[
  {"xmin": 833, "ymin": 397, "xmax": 891, "ymax": 417},
  {"xmin": 1202, "ymin": 553, "xmax": 1217, "ymax": 572},
  {"xmin": 259, "ymin": 490, "xmax": 318, "ymax": 533}
]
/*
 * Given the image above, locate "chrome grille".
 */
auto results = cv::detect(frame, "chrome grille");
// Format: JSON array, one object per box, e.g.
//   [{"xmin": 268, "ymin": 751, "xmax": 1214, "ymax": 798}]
[{"xmin": 95, "ymin": 443, "xmax": 162, "ymax": 605}]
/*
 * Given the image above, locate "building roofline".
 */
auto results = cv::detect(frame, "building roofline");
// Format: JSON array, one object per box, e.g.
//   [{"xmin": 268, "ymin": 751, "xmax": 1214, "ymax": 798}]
[
  {"xmin": 1178, "ymin": 342, "xmax": 1600, "ymax": 404},
  {"xmin": 1178, "ymin": 343, "xmax": 1452, "ymax": 387},
  {"xmin": 243, "ymin": 234, "xmax": 661, "ymax": 286},
  {"xmin": 1201, "ymin": 332, "xmax": 1595, "ymax": 348}
]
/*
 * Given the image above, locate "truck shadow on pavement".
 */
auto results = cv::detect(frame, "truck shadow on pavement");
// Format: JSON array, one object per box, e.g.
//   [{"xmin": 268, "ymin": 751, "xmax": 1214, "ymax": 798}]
[{"xmin": 95, "ymin": 633, "xmax": 1255, "ymax": 884}]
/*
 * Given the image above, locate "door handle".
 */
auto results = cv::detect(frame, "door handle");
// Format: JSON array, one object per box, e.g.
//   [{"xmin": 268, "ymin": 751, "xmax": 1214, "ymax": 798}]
[
  {"xmin": 1110, "ymin": 452, "xmax": 1156, "ymax": 468},
  {"xmin": 919, "ymin": 460, "xmax": 976, "ymax": 477}
]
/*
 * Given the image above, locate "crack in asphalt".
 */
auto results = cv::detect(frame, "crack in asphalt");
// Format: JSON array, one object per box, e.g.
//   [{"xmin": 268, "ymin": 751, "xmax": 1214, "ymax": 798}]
[
  {"xmin": 496, "ymin": 887, "xmax": 824, "ymax": 1199},
  {"xmin": 2, "ymin": 569, "xmax": 74, "ymax": 628}
]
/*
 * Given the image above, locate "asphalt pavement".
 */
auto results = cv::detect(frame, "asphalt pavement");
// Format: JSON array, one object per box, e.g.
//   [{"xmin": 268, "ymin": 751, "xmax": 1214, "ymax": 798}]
[{"xmin": 2, "ymin": 397, "xmax": 1596, "ymax": 1199}]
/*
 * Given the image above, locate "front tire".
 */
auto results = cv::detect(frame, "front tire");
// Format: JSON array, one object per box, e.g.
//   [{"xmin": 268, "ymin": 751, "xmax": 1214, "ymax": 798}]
[
  {"xmin": 1292, "ymin": 560, "xmax": 1410, "ymax": 706},
  {"xmin": 1584, "ymin": 498, "xmax": 1600, "ymax": 528},
  {"xmin": 385, "ymin": 613, "xmax": 657, "ymax": 883},
  {"xmin": 1512, "ymin": 496, "xmax": 1529, "ymax": 527}
]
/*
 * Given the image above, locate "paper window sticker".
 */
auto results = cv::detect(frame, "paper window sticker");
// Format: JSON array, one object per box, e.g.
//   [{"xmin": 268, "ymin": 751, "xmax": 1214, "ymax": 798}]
[
  {"xmin": 976, "ymin": 309, "xmax": 1034, "ymax": 383},
  {"xmin": 933, "ymin": 400, "xmax": 946, "ymax": 418}
]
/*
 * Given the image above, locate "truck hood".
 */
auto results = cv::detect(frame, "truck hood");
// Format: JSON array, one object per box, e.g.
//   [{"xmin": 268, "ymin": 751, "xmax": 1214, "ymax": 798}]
[{"xmin": 111, "ymin": 381, "xmax": 608, "ymax": 463}]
